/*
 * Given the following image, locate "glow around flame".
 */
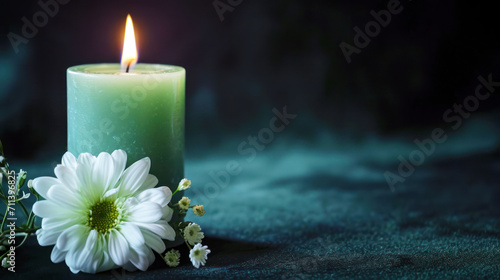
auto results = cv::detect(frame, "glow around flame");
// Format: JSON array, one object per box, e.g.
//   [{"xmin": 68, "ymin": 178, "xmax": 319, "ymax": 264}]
[{"xmin": 121, "ymin": 14, "xmax": 138, "ymax": 72}]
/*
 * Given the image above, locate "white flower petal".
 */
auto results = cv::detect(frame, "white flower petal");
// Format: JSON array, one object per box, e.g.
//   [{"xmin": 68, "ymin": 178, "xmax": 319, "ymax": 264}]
[
  {"xmin": 75, "ymin": 230, "xmax": 98, "ymax": 272},
  {"xmin": 136, "ymin": 187, "xmax": 172, "ymax": 207},
  {"xmin": 56, "ymin": 224, "xmax": 88, "ymax": 252},
  {"xmin": 69, "ymin": 267, "xmax": 80, "ymax": 274},
  {"xmin": 33, "ymin": 177, "xmax": 59, "ymax": 199},
  {"xmin": 76, "ymin": 161, "xmax": 92, "ymax": 188},
  {"xmin": 64, "ymin": 230, "xmax": 89, "ymax": 272},
  {"xmin": 76, "ymin": 163, "xmax": 100, "ymax": 202},
  {"xmin": 111, "ymin": 149, "xmax": 127, "ymax": 164},
  {"xmin": 128, "ymin": 246, "xmax": 150, "ymax": 271},
  {"xmin": 51, "ymin": 246, "xmax": 67, "ymax": 263},
  {"xmin": 109, "ymin": 229, "xmax": 130, "ymax": 265},
  {"xmin": 96, "ymin": 251, "xmax": 118, "ymax": 273},
  {"xmin": 95, "ymin": 236, "xmax": 118, "ymax": 273},
  {"xmin": 120, "ymin": 223, "xmax": 145, "ymax": 249},
  {"xmin": 127, "ymin": 202, "xmax": 163, "ymax": 223},
  {"xmin": 103, "ymin": 188, "xmax": 119, "ymax": 198},
  {"xmin": 82, "ymin": 232, "xmax": 103, "ymax": 274},
  {"xmin": 92, "ymin": 152, "xmax": 116, "ymax": 192},
  {"xmin": 66, "ymin": 246, "xmax": 85, "ymax": 273},
  {"xmin": 33, "ymin": 200, "xmax": 74, "ymax": 219},
  {"xmin": 42, "ymin": 217, "xmax": 81, "ymax": 233},
  {"xmin": 162, "ymin": 206, "xmax": 174, "ymax": 221},
  {"xmin": 47, "ymin": 184, "xmax": 84, "ymax": 209},
  {"xmin": 111, "ymin": 150, "xmax": 127, "ymax": 182},
  {"xmin": 118, "ymin": 157, "xmax": 150, "ymax": 195},
  {"xmin": 161, "ymin": 222, "xmax": 177, "ymax": 242},
  {"xmin": 77, "ymin": 152, "xmax": 96, "ymax": 167},
  {"xmin": 141, "ymin": 229, "xmax": 166, "ymax": 253},
  {"xmin": 62, "ymin": 152, "xmax": 77, "ymax": 170},
  {"xmin": 123, "ymin": 196, "xmax": 140, "ymax": 208},
  {"xmin": 54, "ymin": 165, "xmax": 78, "ymax": 191},
  {"xmin": 135, "ymin": 174, "xmax": 158, "ymax": 194},
  {"xmin": 136, "ymin": 220, "xmax": 175, "ymax": 241},
  {"xmin": 37, "ymin": 228, "xmax": 60, "ymax": 246}
]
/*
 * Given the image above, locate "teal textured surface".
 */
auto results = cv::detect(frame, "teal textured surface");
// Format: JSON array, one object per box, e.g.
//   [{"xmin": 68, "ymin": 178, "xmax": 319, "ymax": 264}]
[{"xmin": 3, "ymin": 142, "xmax": 500, "ymax": 279}]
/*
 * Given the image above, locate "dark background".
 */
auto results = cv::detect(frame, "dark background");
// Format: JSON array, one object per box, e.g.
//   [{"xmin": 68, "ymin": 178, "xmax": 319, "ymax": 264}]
[
  {"xmin": 1, "ymin": 0, "xmax": 500, "ymax": 278},
  {"xmin": 1, "ymin": 0, "xmax": 499, "ymax": 158}
]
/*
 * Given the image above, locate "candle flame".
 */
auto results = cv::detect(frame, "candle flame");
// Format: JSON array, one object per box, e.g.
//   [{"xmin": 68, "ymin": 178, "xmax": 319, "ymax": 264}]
[{"xmin": 121, "ymin": 14, "xmax": 138, "ymax": 72}]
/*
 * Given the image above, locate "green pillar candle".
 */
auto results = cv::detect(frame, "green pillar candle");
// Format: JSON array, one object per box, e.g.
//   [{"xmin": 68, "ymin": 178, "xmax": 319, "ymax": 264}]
[{"xmin": 67, "ymin": 63, "xmax": 185, "ymax": 197}]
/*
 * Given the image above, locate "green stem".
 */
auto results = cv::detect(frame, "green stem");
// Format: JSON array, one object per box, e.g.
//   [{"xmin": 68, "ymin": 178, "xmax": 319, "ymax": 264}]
[
  {"xmin": 17, "ymin": 201, "xmax": 29, "ymax": 218},
  {"xmin": 171, "ymin": 186, "xmax": 180, "ymax": 197},
  {"xmin": 0, "ymin": 202, "xmax": 9, "ymax": 233},
  {"xmin": 0, "ymin": 249, "xmax": 8, "ymax": 261},
  {"xmin": 27, "ymin": 212, "xmax": 35, "ymax": 228},
  {"xmin": 184, "ymin": 239, "xmax": 192, "ymax": 250},
  {"xmin": 16, "ymin": 232, "xmax": 31, "ymax": 249}
]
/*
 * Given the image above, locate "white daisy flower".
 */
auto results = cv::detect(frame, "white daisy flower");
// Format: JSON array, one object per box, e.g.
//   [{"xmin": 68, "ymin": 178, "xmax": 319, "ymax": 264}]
[
  {"xmin": 192, "ymin": 205, "xmax": 205, "ymax": 217},
  {"xmin": 32, "ymin": 150, "xmax": 175, "ymax": 274},
  {"xmin": 178, "ymin": 196, "xmax": 191, "ymax": 210},
  {"xmin": 189, "ymin": 243, "xmax": 210, "ymax": 268},
  {"xmin": 177, "ymin": 178, "xmax": 191, "ymax": 191},
  {"xmin": 163, "ymin": 249, "xmax": 180, "ymax": 267},
  {"xmin": 183, "ymin": 223, "xmax": 204, "ymax": 245}
]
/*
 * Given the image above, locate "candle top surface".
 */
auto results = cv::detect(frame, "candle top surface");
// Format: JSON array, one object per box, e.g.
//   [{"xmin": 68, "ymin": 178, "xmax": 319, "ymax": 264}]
[{"xmin": 68, "ymin": 63, "xmax": 184, "ymax": 75}]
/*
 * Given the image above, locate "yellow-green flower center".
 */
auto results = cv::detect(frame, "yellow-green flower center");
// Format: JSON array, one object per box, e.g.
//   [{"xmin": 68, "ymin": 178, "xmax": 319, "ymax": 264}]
[{"xmin": 88, "ymin": 200, "xmax": 120, "ymax": 233}]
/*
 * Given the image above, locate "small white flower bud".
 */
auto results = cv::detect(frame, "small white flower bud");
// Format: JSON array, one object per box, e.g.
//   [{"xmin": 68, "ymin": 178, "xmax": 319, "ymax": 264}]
[{"xmin": 178, "ymin": 178, "xmax": 191, "ymax": 191}]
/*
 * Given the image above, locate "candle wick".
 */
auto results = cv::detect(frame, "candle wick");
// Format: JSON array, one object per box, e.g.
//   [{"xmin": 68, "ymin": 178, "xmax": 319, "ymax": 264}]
[{"xmin": 126, "ymin": 62, "xmax": 131, "ymax": 73}]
